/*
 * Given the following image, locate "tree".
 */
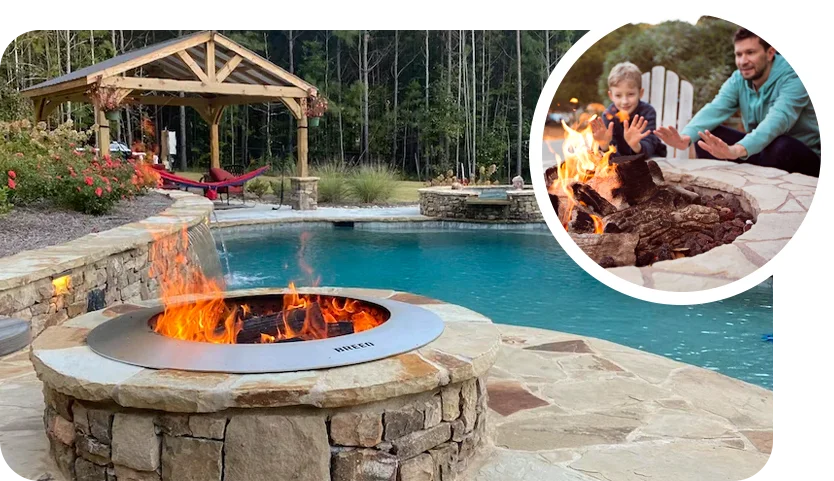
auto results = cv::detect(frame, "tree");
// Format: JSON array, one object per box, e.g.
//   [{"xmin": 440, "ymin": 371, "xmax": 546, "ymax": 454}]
[{"xmin": 516, "ymin": 30, "xmax": 523, "ymax": 177}]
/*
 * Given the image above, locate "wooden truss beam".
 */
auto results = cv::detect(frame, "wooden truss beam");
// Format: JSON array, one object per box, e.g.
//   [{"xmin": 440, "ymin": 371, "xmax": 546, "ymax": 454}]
[
  {"xmin": 176, "ymin": 50, "xmax": 208, "ymax": 82},
  {"xmin": 100, "ymin": 76, "xmax": 307, "ymax": 98},
  {"xmin": 216, "ymin": 55, "xmax": 243, "ymax": 83}
]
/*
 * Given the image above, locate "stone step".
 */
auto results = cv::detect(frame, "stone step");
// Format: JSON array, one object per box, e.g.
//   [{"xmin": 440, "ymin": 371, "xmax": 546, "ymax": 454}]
[{"xmin": 0, "ymin": 318, "xmax": 31, "ymax": 357}]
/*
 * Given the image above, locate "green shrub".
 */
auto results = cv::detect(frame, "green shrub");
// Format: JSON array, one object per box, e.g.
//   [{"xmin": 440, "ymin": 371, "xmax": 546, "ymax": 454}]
[
  {"xmin": 313, "ymin": 162, "xmax": 350, "ymax": 204},
  {"xmin": 246, "ymin": 178, "xmax": 270, "ymax": 200},
  {"xmin": 0, "ymin": 187, "xmax": 12, "ymax": 216},
  {"xmin": 347, "ymin": 165, "xmax": 396, "ymax": 204}
]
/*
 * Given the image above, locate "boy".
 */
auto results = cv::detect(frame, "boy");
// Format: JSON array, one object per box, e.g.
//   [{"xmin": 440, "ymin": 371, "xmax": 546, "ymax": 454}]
[{"xmin": 590, "ymin": 62, "xmax": 666, "ymax": 158}]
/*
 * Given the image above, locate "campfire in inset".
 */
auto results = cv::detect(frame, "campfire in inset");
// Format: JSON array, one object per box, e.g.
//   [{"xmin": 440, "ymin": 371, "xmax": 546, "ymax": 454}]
[{"xmin": 545, "ymin": 119, "xmax": 754, "ymax": 267}]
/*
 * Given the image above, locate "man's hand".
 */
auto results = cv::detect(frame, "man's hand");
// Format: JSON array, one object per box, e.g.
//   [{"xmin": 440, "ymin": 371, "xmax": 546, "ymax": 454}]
[
  {"xmin": 623, "ymin": 115, "xmax": 651, "ymax": 153},
  {"xmin": 696, "ymin": 130, "xmax": 747, "ymax": 160},
  {"xmin": 654, "ymin": 126, "xmax": 691, "ymax": 151},
  {"xmin": 590, "ymin": 117, "xmax": 613, "ymax": 149}
]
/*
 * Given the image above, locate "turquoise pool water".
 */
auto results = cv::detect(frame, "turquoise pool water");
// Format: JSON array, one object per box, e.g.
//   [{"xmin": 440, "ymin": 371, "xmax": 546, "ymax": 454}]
[{"xmin": 217, "ymin": 224, "xmax": 773, "ymax": 389}]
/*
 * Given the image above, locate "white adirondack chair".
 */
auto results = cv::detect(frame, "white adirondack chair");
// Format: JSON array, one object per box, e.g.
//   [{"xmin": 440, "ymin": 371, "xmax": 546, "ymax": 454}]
[{"xmin": 641, "ymin": 66, "xmax": 694, "ymax": 159}]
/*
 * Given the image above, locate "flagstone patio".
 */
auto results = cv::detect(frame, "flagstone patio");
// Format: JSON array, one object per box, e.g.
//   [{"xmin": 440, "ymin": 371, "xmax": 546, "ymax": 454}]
[{"xmin": 1, "ymin": 323, "xmax": 771, "ymax": 481}]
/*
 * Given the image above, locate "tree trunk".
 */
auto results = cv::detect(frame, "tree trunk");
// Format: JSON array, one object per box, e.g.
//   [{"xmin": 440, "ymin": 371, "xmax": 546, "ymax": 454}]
[
  {"xmin": 471, "ymin": 30, "xmax": 476, "ymax": 178},
  {"xmin": 424, "ymin": 30, "xmax": 429, "ymax": 178},
  {"xmin": 288, "ymin": 30, "xmax": 295, "ymax": 161},
  {"xmin": 445, "ymin": 30, "xmax": 452, "ymax": 164},
  {"xmin": 461, "ymin": 36, "xmax": 470, "ymax": 178},
  {"xmin": 324, "ymin": 32, "xmax": 330, "ymax": 160},
  {"xmin": 545, "ymin": 30, "xmax": 551, "ymax": 76},
  {"xmin": 13, "ymin": 37, "xmax": 19, "ymax": 90},
  {"xmin": 424, "ymin": 31, "xmax": 430, "ymax": 110},
  {"xmin": 120, "ymin": 31, "xmax": 133, "ymax": 146},
  {"xmin": 516, "ymin": 30, "xmax": 523, "ymax": 177},
  {"xmin": 27, "ymin": 35, "xmax": 33, "ymax": 88},
  {"xmin": 55, "ymin": 31, "xmax": 62, "ymax": 121},
  {"xmin": 362, "ymin": 30, "xmax": 370, "ymax": 163},
  {"xmin": 90, "ymin": 30, "xmax": 95, "ymax": 64},
  {"xmin": 263, "ymin": 32, "xmax": 272, "ymax": 160},
  {"xmin": 481, "ymin": 31, "xmax": 486, "ymax": 145},
  {"xmin": 337, "ymin": 37, "xmax": 344, "ymax": 163},
  {"xmin": 455, "ymin": 30, "xmax": 462, "ymax": 177},
  {"xmin": 392, "ymin": 31, "xmax": 399, "ymax": 167},
  {"xmin": 65, "ymin": 30, "xmax": 71, "ymax": 123}
]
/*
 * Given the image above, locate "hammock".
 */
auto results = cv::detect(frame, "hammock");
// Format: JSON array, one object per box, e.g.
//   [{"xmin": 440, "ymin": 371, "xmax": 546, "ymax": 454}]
[{"xmin": 157, "ymin": 166, "xmax": 270, "ymax": 191}]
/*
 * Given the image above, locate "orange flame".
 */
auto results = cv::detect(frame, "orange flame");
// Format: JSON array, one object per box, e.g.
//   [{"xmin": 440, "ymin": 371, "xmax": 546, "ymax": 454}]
[
  {"xmin": 591, "ymin": 214, "xmax": 604, "ymax": 234},
  {"xmin": 551, "ymin": 119, "xmax": 617, "ymax": 229},
  {"xmin": 148, "ymin": 228, "xmax": 386, "ymax": 344}
]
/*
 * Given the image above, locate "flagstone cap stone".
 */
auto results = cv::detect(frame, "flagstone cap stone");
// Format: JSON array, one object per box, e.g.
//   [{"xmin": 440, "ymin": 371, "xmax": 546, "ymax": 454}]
[
  {"xmin": 607, "ymin": 159, "xmax": 815, "ymax": 291},
  {"xmin": 30, "ymin": 288, "xmax": 500, "ymax": 412}
]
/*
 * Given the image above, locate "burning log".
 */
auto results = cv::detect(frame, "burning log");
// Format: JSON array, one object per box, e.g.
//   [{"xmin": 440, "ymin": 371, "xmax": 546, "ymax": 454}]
[
  {"xmin": 646, "ymin": 159, "xmax": 664, "ymax": 184},
  {"xmin": 570, "ymin": 233, "xmax": 639, "ymax": 267},
  {"xmin": 609, "ymin": 155, "xmax": 658, "ymax": 206},
  {"xmin": 326, "ymin": 321, "xmax": 355, "ymax": 338},
  {"xmin": 235, "ymin": 302, "xmax": 327, "ymax": 344},
  {"xmin": 571, "ymin": 182, "xmax": 617, "ymax": 217},
  {"xmin": 601, "ymin": 189, "xmax": 679, "ymax": 234},
  {"xmin": 568, "ymin": 205, "xmax": 600, "ymax": 234}
]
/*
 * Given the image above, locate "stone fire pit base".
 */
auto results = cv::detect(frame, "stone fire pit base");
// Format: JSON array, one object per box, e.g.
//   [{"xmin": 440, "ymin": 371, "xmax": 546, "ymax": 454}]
[{"xmin": 32, "ymin": 288, "xmax": 499, "ymax": 481}]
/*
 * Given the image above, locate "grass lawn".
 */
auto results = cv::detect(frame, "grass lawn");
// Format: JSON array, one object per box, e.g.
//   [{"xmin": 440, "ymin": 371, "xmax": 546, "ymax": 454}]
[{"xmin": 172, "ymin": 171, "xmax": 423, "ymax": 204}]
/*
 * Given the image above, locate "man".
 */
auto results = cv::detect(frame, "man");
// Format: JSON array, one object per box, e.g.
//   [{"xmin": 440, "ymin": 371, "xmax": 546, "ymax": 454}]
[{"xmin": 654, "ymin": 28, "xmax": 820, "ymax": 177}]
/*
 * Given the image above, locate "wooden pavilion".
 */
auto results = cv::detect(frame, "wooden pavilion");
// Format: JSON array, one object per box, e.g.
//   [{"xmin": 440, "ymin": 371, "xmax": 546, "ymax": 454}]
[{"xmin": 22, "ymin": 30, "xmax": 321, "ymax": 209}]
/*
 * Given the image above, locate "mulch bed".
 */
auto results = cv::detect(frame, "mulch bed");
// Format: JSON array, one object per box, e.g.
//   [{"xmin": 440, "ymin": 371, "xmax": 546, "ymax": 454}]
[{"xmin": 0, "ymin": 192, "xmax": 175, "ymax": 259}]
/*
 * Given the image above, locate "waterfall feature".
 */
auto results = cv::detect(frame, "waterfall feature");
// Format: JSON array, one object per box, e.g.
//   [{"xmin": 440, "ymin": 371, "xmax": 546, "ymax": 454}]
[{"xmin": 187, "ymin": 221, "xmax": 225, "ymax": 287}]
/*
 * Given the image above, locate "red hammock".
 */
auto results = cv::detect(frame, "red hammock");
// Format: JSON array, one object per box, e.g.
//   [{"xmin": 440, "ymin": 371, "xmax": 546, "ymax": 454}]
[{"xmin": 157, "ymin": 166, "xmax": 270, "ymax": 191}]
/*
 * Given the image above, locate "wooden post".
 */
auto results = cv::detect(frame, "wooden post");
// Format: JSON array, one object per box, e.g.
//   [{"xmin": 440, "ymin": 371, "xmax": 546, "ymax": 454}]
[
  {"xmin": 97, "ymin": 108, "xmax": 110, "ymax": 157},
  {"xmin": 210, "ymin": 106, "xmax": 224, "ymax": 169},
  {"xmin": 297, "ymin": 113, "xmax": 309, "ymax": 177},
  {"xmin": 210, "ymin": 122, "xmax": 220, "ymax": 169}
]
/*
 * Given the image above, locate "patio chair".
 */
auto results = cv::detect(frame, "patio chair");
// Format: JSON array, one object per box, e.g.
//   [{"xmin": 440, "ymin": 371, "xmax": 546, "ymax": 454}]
[
  {"xmin": 641, "ymin": 66, "xmax": 694, "ymax": 159},
  {"xmin": 201, "ymin": 166, "xmax": 248, "ymax": 204}
]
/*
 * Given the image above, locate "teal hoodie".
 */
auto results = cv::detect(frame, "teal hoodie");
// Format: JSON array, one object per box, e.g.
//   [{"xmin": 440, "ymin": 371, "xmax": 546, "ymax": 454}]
[{"xmin": 681, "ymin": 55, "xmax": 820, "ymax": 158}]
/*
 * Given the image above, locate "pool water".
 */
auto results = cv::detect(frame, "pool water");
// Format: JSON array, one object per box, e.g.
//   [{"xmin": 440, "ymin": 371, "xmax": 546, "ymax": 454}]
[
  {"xmin": 217, "ymin": 224, "xmax": 773, "ymax": 389},
  {"xmin": 472, "ymin": 189, "xmax": 509, "ymax": 200}
]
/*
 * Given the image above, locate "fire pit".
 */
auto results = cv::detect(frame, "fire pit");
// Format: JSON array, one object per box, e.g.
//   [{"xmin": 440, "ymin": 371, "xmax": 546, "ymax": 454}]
[
  {"xmin": 545, "ymin": 122, "xmax": 755, "ymax": 268},
  {"xmin": 31, "ymin": 287, "xmax": 498, "ymax": 481},
  {"xmin": 87, "ymin": 290, "xmax": 444, "ymax": 373}
]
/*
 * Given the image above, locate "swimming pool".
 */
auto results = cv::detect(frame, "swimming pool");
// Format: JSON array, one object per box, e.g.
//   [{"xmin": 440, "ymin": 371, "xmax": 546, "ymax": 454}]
[{"xmin": 217, "ymin": 223, "xmax": 773, "ymax": 389}]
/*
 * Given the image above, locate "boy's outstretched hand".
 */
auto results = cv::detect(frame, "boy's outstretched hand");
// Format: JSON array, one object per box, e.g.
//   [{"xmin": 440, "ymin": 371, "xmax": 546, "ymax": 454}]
[
  {"xmin": 623, "ymin": 115, "xmax": 651, "ymax": 153},
  {"xmin": 590, "ymin": 116, "xmax": 613, "ymax": 150}
]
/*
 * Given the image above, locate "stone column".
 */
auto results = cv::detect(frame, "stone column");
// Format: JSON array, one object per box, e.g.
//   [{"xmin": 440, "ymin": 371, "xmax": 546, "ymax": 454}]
[{"xmin": 290, "ymin": 177, "xmax": 319, "ymax": 211}]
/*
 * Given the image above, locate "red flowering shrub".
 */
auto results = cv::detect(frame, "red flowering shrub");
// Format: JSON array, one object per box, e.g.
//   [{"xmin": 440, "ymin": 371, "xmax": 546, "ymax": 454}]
[{"xmin": 0, "ymin": 120, "xmax": 157, "ymax": 215}]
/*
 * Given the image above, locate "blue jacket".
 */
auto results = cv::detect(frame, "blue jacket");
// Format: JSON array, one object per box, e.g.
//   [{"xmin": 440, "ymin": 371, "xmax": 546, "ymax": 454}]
[
  {"xmin": 681, "ymin": 55, "xmax": 820, "ymax": 158},
  {"xmin": 603, "ymin": 101, "xmax": 667, "ymax": 158}
]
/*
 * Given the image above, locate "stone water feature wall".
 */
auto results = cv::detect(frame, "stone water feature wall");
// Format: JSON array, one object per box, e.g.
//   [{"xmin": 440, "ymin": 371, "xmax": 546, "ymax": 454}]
[
  {"xmin": 419, "ymin": 186, "xmax": 542, "ymax": 222},
  {"xmin": 43, "ymin": 379, "xmax": 488, "ymax": 481},
  {"xmin": 0, "ymin": 191, "xmax": 214, "ymax": 337}
]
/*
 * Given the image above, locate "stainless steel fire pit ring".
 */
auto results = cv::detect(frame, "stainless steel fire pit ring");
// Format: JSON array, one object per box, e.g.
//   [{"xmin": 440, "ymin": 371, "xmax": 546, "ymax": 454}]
[{"xmin": 86, "ymin": 290, "xmax": 445, "ymax": 374}]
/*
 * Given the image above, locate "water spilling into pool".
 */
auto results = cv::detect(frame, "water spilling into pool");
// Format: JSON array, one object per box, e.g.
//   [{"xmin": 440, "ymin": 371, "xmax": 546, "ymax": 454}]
[{"xmin": 217, "ymin": 223, "xmax": 772, "ymax": 389}]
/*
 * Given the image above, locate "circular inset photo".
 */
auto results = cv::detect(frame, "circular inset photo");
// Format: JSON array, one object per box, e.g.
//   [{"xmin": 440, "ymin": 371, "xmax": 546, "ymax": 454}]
[{"xmin": 533, "ymin": 16, "xmax": 819, "ymax": 300}]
